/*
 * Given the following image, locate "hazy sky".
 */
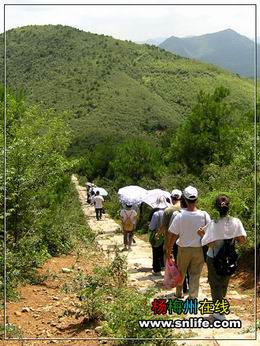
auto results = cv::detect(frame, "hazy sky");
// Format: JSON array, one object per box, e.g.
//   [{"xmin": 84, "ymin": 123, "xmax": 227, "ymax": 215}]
[{"xmin": 1, "ymin": 0, "xmax": 257, "ymax": 42}]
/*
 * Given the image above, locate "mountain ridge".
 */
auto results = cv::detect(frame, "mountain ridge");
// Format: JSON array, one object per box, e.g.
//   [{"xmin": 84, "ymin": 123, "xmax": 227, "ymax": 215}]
[
  {"xmin": 159, "ymin": 29, "xmax": 258, "ymax": 77},
  {"xmin": 0, "ymin": 25, "xmax": 254, "ymax": 156}
]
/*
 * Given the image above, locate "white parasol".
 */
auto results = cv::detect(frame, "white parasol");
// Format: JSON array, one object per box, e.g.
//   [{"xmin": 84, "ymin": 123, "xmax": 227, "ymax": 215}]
[
  {"xmin": 93, "ymin": 187, "xmax": 108, "ymax": 196},
  {"xmin": 118, "ymin": 185, "xmax": 148, "ymax": 205},
  {"xmin": 142, "ymin": 189, "xmax": 171, "ymax": 208}
]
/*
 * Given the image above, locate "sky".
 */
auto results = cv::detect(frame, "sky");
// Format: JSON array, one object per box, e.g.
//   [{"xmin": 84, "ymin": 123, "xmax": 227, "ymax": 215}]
[{"xmin": 0, "ymin": 0, "xmax": 257, "ymax": 42}]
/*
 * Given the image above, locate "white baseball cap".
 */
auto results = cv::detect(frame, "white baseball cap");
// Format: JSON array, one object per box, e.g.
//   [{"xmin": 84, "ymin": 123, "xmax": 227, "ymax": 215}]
[
  {"xmin": 170, "ymin": 189, "xmax": 182, "ymax": 199},
  {"xmin": 183, "ymin": 186, "xmax": 198, "ymax": 201}
]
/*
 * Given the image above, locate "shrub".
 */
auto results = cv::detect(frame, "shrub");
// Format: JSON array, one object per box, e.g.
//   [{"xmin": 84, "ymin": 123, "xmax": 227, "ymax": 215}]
[{"xmin": 68, "ymin": 250, "xmax": 181, "ymax": 344}]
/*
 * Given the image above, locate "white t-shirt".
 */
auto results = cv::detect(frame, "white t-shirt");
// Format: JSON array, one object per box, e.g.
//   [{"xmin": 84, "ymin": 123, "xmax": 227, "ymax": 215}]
[
  {"xmin": 169, "ymin": 209, "xmax": 211, "ymax": 247},
  {"xmin": 120, "ymin": 209, "xmax": 137, "ymax": 224},
  {"xmin": 93, "ymin": 195, "xmax": 104, "ymax": 209},
  {"xmin": 202, "ymin": 217, "xmax": 246, "ymax": 258}
]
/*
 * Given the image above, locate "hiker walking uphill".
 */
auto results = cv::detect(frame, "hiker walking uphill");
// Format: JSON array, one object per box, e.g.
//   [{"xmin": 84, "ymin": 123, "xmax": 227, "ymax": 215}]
[
  {"xmin": 158, "ymin": 191, "xmax": 190, "ymax": 294},
  {"xmin": 149, "ymin": 196, "xmax": 169, "ymax": 275},
  {"xmin": 120, "ymin": 203, "xmax": 137, "ymax": 251},
  {"xmin": 166, "ymin": 186, "xmax": 211, "ymax": 299},
  {"xmin": 157, "ymin": 189, "xmax": 182, "ymax": 260},
  {"xmin": 198, "ymin": 195, "xmax": 246, "ymax": 321},
  {"xmin": 93, "ymin": 191, "xmax": 104, "ymax": 221}
]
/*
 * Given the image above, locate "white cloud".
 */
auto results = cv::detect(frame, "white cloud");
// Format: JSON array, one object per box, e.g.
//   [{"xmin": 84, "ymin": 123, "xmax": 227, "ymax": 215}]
[{"xmin": 0, "ymin": 1, "xmax": 257, "ymax": 42}]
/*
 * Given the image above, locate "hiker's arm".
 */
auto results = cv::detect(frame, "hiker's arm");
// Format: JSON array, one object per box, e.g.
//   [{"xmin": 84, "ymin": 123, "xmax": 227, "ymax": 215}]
[
  {"xmin": 197, "ymin": 227, "xmax": 205, "ymax": 238},
  {"xmin": 166, "ymin": 233, "xmax": 178, "ymax": 259},
  {"xmin": 156, "ymin": 225, "xmax": 165, "ymax": 239}
]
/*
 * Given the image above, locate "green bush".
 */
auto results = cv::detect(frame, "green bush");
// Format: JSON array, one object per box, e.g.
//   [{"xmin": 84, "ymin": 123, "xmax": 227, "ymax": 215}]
[
  {"xmin": 0, "ymin": 90, "xmax": 96, "ymax": 297},
  {"xmin": 69, "ymin": 249, "xmax": 181, "ymax": 344}
]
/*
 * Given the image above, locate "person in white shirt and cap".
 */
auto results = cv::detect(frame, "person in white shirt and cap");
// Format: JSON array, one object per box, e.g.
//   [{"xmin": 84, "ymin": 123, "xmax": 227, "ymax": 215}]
[{"xmin": 166, "ymin": 185, "xmax": 211, "ymax": 298}]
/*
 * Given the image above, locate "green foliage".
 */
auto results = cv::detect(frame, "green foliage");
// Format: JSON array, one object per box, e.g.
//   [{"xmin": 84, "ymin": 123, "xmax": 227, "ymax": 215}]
[
  {"xmin": 88, "ymin": 141, "xmax": 117, "ymax": 181},
  {"xmin": 0, "ymin": 25, "xmax": 254, "ymax": 157},
  {"xmin": 69, "ymin": 250, "xmax": 179, "ymax": 344},
  {"xmin": 168, "ymin": 86, "xmax": 242, "ymax": 174},
  {"xmin": 110, "ymin": 138, "xmax": 163, "ymax": 187},
  {"xmin": 1, "ymin": 92, "xmax": 72, "ymax": 246},
  {"xmin": 0, "ymin": 323, "xmax": 23, "ymax": 338},
  {"xmin": 109, "ymin": 246, "xmax": 128, "ymax": 288},
  {"xmin": 0, "ymin": 89, "xmax": 95, "ymax": 298},
  {"xmin": 40, "ymin": 181, "xmax": 95, "ymax": 256}
]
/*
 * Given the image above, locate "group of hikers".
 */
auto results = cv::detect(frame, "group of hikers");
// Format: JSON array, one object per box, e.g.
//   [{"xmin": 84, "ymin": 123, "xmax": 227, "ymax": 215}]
[
  {"xmin": 86, "ymin": 181, "xmax": 247, "ymax": 320},
  {"xmin": 120, "ymin": 185, "xmax": 247, "ymax": 321}
]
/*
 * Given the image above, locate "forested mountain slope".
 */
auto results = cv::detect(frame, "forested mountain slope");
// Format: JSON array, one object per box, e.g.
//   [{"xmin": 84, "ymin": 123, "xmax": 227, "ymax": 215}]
[{"xmin": 0, "ymin": 25, "xmax": 254, "ymax": 155}]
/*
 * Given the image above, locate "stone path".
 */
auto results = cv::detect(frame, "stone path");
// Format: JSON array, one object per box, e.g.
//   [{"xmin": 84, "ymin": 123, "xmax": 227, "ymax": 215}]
[{"xmin": 72, "ymin": 175, "xmax": 258, "ymax": 345}]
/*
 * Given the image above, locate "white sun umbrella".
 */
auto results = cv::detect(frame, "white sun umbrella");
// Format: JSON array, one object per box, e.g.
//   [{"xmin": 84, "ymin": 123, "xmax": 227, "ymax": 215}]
[
  {"xmin": 142, "ymin": 189, "xmax": 171, "ymax": 208},
  {"xmin": 118, "ymin": 185, "xmax": 148, "ymax": 205},
  {"xmin": 93, "ymin": 187, "xmax": 108, "ymax": 196}
]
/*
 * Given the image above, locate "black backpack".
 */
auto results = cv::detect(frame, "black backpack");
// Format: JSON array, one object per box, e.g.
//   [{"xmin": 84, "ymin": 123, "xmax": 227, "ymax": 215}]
[{"xmin": 213, "ymin": 239, "xmax": 238, "ymax": 276}]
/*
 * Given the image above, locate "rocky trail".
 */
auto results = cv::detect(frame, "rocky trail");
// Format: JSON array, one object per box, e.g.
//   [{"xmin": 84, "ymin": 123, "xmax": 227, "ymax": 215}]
[
  {"xmin": 1, "ymin": 176, "xmax": 258, "ymax": 346},
  {"xmin": 72, "ymin": 176, "xmax": 258, "ymax": 345}
]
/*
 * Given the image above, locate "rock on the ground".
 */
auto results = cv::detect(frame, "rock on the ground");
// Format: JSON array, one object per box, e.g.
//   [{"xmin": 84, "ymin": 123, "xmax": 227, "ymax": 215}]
[
  {"xmin": 62, "ymin": 267, "xmax": 72, "ymax": 273},
  {"xmin": 14, "ymin": 311, "xmax": 22, "ymax": 317},
  {"xmin": 21, "ymin": 307, "xmax": 30, "ymax": 312},
  {"xmin": 95, "ymin": 326, "xmax": 103, "ymax": 333}
]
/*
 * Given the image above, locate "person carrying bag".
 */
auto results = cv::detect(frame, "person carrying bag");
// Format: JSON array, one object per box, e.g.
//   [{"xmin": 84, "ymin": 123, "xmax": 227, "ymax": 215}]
[
  {"xmin": 120, "ymin": 204, "xmax": 137, "ymax": 251},
  {"xmin": 149, "ymin": 196, "xmax": 169, "ymax": 275},
  {"xmin": 164, "ymin": 258, "xmax": 182, "ymax": 289},
  {"xmin": 199, "ymin": 195, "xmax": 246, "ymax": 321}
]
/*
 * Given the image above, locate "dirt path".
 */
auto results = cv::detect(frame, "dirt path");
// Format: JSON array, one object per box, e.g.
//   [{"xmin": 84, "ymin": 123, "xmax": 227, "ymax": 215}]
[
  {"xmin": 2, "ymin": 249, "xmax": 103, "ymax": 346},
  {"xmin": 72, "ymin": 175, "xmax": 258, "ymax": 345}
]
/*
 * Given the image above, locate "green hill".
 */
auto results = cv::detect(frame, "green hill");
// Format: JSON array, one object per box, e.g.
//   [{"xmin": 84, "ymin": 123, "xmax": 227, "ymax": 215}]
[{"xmin": 1, "ymin": 25, "xmax": 254, "ymax": 155}]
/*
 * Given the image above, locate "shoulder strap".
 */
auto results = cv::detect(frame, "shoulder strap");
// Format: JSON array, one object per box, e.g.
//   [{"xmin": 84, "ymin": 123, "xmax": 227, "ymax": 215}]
[{"xmin": 124, "ymin": 210, "xmax": 133, "ymax": 219}]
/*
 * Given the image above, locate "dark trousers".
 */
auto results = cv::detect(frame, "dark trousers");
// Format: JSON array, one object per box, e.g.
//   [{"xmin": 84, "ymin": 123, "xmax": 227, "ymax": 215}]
[
  {"xmin": 123, "ymin": 230, "xmax": 134, "ymax": 247},
  {"xmin": 152, "ymin": 243, "xmax": 164, "ymax": 273},
  {"xmin": 95, "ymin": 208, "xmax": 102, "ymax": 220},
  {"xmin": 207, "ymin": 256, "xmax": 230, "ymax": 302},
  {"xmin": 172, "ymin": 243, "xmax": 189, "ymax": 293}
]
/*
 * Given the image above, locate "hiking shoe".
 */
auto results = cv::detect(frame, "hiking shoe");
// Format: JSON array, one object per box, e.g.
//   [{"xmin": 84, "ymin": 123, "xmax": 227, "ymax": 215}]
[
  {"xmin": 122, "ymin": 247, "xmax": 128, "ymax": 252},
  {"xmin": 152, "ymin": 271, "xmax": 162, "ymax": 276},
  {"xmin": 172, "ymin": 293, "xmax": 184, "ymax": 299}
]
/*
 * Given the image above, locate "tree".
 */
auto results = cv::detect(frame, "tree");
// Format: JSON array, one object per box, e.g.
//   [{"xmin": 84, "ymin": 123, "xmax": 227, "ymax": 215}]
[
  {"xmin": 168, "ymin": 86, "xmax": 240, "ymax": 174},
  {"xmin": 110, "ymin": 138, "xmax": 162, "ymax": 186},
  {"xmin": 0, "ymin": 91, "xmax": 71, "ymax": 246}
]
